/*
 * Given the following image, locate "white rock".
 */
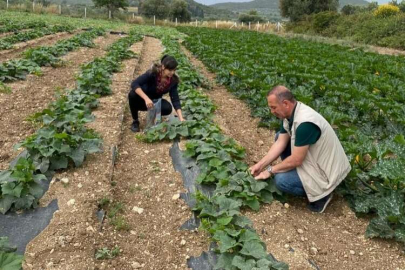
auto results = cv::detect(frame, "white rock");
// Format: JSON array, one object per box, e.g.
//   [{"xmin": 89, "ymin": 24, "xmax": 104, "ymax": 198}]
[
  {"xmin": 144, "ymin": 150, "xmax": 150, "ymax": 154},
  {"xmin": 258, "ymin": 140, "xmax": 264, "ymax": 146},
  {"xmin": 132, "ymin": 262, "xmax": 142, "ymax": 269},
  {"xmin": 130, "ymin": 230, "xmax": 136, "ymax": 235},
  {"xmin": 61, "ymin": 178, "xmax": 69, "ymax": 184},
  {"xmin": 86, "ymin": 226, "xmax": 95, "ymax": 232},
  {"xmin": 172, "ymin": 194, "xmax": 181, "ymax": 200},
  {"xmin": 132, "ymin": 206, "xmax": 144, "ymax": 214},
  {"xmin": 67, "ymin": 199, "xmax": 75, "ymax": 206},
  {"xmin": 359, "ymin": 252, "xmax": 363, "ymax": 256},
  {"xmin": 350, "ymin": 250, "xmax": 355, "ymax": 255},
  {"xmin": 180, "ymin": 239, "xmax": 186, "ymax": 246},
  {"xmin": 297, "ymin": 229, "xmax": 304, "ymax": 234},
  {"xmin": 73, "ymin": 173, "xmax": 79, "ymax": 177},
  {"xmin": 284, "ymin": 203, "xmax": 290, "ymax": 209},
  {"xmin": 284, "ymin": 244, "xmax": 290, "ymax": 249},
  {"xmin": 310, "ymin": 247, "xmax": 318, "ymax": 255},
  {"xmin": 77, "ymin": 183, "xmax": 83, "ymax": 188},
  {"xmin": 123, "ymin": 151, "xmax": 129, "ymax": 155},
  {"xmin": 85, "ymin": 171, "xmax": 89, "ymax": 176}
]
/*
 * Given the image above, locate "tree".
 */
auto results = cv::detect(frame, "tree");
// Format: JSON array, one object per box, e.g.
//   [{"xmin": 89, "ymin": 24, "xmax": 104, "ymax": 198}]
[
  {"xmin": 279, "ymin": 0, "xmax": 339, "ymax": 22},
  {"xmin": 141, "ymin": 0, "xmax": 169, "ymax": 19},
  {"xmin": 170, "ymin": 0, "xmax": 191, "ymax": 22},
  {"xmin": 92, "ymin": 0, "xmax": 129, "ymax": 17},
  {"xmin": 238, "ymin": 10, "xmax": 264, "ymax": 23}
]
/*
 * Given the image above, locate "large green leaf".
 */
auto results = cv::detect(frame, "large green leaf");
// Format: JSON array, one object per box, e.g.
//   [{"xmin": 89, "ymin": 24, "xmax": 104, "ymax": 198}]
[
  {"xmin": 232, "ymin": 255, "xmax": 256, "ymax": 270},
  {"xmin": 239, "ymin": 240, "xmax": 268, "ymax": 259},
  {"xmin": 0, "ymin": 195, "xmax": 15, "ymax": 214},
  {"xmin": 0, "ymin": 252, "xmax": 23, "ymax": 270}
]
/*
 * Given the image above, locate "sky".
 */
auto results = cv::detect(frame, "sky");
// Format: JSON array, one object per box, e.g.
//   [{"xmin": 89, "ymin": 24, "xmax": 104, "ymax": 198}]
[{"xmin": 194, "ymin": 0, "xmax": 392, "ymax": 6}]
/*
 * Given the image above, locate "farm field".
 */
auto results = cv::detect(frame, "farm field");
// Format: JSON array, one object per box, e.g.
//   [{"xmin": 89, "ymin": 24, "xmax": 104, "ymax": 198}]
[{"xmin": 1, "ymin": 10, "xmax": 405, "ymax": 270}]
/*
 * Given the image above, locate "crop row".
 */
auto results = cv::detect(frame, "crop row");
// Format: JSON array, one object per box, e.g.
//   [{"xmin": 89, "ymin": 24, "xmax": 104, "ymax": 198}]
[
  {"xmin": 177, "ymin": 26, "xmax": 405, "ymax": 244},
  {"xmin": 0, "ymin": 28, "xmax": 105, "ymax": 91},
  {"xmin": 0, "ymin": 24, "xmax": 75, "ymax": 51},
  {"xmin": 0, "ymin": 18, "xmax": 48, "ymax": 34},
  {"xmin": 0, "ymin": 30, "xmax": 142, "ymax": 214},
  {"xmin": 133, "ymin": 25, "xmax": 288, "ymax": 270}
]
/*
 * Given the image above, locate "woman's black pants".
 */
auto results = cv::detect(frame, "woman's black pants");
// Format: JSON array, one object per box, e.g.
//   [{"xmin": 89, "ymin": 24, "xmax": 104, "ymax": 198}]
[{"xmin": 128, "ymin": 90, "xmax": 173, "ymax": 122}]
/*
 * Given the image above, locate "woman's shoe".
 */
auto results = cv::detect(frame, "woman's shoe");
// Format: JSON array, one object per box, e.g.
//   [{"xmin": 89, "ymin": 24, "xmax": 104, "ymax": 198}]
[{"xmin": 130, "ymin": 120, "xmax": 140, "ymax": 132}]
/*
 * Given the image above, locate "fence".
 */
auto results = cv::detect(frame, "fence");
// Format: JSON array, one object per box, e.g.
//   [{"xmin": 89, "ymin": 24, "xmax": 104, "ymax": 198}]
[{"xmin": 0, "ymin": 1, "xmax": 284, "ymax": 33}]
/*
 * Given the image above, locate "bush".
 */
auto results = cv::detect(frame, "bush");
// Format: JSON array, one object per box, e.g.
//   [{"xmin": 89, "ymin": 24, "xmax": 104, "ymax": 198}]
[
  {"xmin": 374, "ymin": 4, "xmax": 400, "ymax": 17},
  {"xmin": 312, "ymin": 11, "xmax": 340, "ymax": 33},
  {"xmin": 238, "ymin": 13, "xmax": 265, "ymax": 23}
]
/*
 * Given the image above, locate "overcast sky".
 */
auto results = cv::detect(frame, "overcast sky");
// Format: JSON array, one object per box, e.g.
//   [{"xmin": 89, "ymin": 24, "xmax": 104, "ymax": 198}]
[{"xmin": 194, "ymin": 0, "xmax": 393, "ymax": 6}]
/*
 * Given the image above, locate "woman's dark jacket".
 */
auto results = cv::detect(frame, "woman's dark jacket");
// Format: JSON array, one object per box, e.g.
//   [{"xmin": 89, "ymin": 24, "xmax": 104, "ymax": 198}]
[{"xmin": 130, "ymin": 67, "xmax": 181, "ymax": 110}]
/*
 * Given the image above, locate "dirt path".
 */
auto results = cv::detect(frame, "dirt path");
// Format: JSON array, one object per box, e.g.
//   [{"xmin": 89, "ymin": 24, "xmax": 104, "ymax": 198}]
[
  {"xmin": 0, "ymin": 31, "xmax": 77, "ymax": 62},
  {"xmin": 93, "ymin": 36, "xmax": 209, "ymax": 270},
  {"xmin": 0, "ymin": 34, "xmax": 121, "ymax": 171},
  {"xmin": 182, "ymin": 46, "xmax": 405, "ymax": 270},
  {"xmin": 23, "ymin": 38, "xmax": 144, "ymax": 270}
]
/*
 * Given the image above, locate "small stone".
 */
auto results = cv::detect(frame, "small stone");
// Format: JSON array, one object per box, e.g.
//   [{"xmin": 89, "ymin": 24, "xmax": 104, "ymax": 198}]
[
  {"xmin": 50, "ymin": 249, "xmax": 54, "ymax": 254},
  {"xmin": 61, "ymin": 178, "xmax": 69, "ymax": 184},
  {"xmin": 172, "ymin": 194, "xmax": 180, "ymax": 200},
  {"xmin": 258, "ymin": 140, "xmax": 264, "ymax": 146},
  {"xmin": 130, "ymin": 230, "xmax": 136, "ymax": 235},
  {"xmin": 301, "ymin": 237, "xmax": 305, "ymax": 242},
  {"xmin": 123, "ymin": 151, "xmax": 129, "ymax": 155},
  {"xmin": 73, "ymin": 172, "xmax": 79, "ymax": 177},
  {"xmin": 144, "ymin": 150, "xmax": 150, "ymax": 154},
  {"xmin": 359, "ymin": 252, "xmax": 363, "ymax": 256},
  {"xmin": 85, "ymin": 171, "xmax": 89, "ymax": 176},
  {"xmin": 47, "ymin": 262, "xmax": 54, "ymax": 267},
  {"xmin": 350, "ymin": 250, "xmax": 355, "ymax": 255},
  {"xmin": 284, "ymin": 203, "xmax": 290, "ymax": 209},
  {"xmin": 310, "ymin": 247, "xmax": 318, "ymax": 255},
  {"xmin": 297, "ymin": 229, "xmax": 304, "ymax": 234},
  {"xmin": 284, "ymin": 244, "xmax": 289, "ymax": 249},
  {"xmin": 74, "ymin": 243, "xmax": 80, "ymax": 247},
  {"xmin": 180, "ymin": 239, "xmax": 186, "ymax": 246},
  {"xmin": 132, "ymin": 206, "xmax": 144, "ymax": 214},
  {"xmin": 67, "ymin": 199, "xmax": 75, "ymax": 206},
  {"xmin": 132, "ymin": 262, "xmax": 142, "ymax": 269},
  {"xmin": 77, "ymin": 183, "xmax": 83, "ymax": 188},
  {"xmin": 86, "ymin": 226, "xmax": 95, "ymax": 232}
]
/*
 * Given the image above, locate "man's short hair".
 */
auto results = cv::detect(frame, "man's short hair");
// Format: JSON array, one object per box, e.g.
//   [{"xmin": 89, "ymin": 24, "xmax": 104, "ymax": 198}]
[{"xmin": 267, "ymin": 85, "xmax": 296, "ymax": 103}]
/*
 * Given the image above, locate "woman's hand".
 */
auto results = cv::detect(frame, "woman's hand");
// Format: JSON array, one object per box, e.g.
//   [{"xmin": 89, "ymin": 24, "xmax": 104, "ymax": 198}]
[{"xmin": 144, "ymin": 97, "xmax": 154, "ymax": 109}]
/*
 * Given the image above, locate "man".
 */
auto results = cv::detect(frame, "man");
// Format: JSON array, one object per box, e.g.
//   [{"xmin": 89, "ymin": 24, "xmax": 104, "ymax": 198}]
[{"xmin": 250, "ymin": 85, "xmax": 351, "ymax": 213}]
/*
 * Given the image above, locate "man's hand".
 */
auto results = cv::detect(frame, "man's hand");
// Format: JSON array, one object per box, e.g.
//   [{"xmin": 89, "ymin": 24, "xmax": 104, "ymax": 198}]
[
  {"xmin": 255, "ymin": 170, "xmax": 271, "ymax": 180},
  {"xmin": 145, "ymin": 97, "xmax": 154, "ymax": 109},
  {"xmin": 249, "ymin": 163, "xmax": 262, "ymax": 177}
]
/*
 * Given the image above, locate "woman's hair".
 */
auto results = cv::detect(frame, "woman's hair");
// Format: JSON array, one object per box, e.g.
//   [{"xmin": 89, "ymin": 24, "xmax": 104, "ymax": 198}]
[{"xmin": 161, "ymin": 55, "xmax": 178, "ymax": 70}]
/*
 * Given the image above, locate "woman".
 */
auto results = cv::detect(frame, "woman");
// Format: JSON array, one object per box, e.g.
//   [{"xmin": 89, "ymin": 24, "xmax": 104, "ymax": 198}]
[{"xmin": 128, "ymin": 55, "xmax": 184, "ymax": 132}]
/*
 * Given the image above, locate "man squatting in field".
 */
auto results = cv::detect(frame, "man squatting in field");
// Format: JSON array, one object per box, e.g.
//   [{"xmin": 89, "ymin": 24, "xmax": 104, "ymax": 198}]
[{"xmin": 250, "ymin": 85, "xmax": 351, "ymax": 213}]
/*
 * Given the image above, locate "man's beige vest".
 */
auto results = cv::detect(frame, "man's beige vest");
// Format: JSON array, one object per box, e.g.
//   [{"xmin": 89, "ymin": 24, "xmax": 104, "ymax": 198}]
[{"xmin": 283, "ymin": 102, "xmax": 351, "ymax": 202}]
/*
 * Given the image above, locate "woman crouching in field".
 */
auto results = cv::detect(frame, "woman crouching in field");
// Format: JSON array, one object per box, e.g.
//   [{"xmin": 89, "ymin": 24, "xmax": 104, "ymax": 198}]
[{"xmin": 128, "ymin": 55, "xmax": 185, "ymax": 132}]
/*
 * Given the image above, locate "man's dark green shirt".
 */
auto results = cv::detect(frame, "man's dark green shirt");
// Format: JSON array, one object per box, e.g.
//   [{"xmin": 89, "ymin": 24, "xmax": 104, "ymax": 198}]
[{"xmin": 279, "ymin": 104, "xmax": 321, "ymax": 146}]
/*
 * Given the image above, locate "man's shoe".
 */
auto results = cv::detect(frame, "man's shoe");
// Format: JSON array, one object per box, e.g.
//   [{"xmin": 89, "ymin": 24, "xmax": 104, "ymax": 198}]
[
  {"xmin": 130, "ymin": 121, "xmax": 140, "ymax": 132},
  {"xmin": 308, "ymin": 193, "xmax": 333, "ymax": 213}
]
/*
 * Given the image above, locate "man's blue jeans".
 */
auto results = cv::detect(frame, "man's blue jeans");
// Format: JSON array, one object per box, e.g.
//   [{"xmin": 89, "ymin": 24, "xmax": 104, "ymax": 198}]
[{"xmin": 274, "ymin": 132, "xmax": 306, "ymax": 197}]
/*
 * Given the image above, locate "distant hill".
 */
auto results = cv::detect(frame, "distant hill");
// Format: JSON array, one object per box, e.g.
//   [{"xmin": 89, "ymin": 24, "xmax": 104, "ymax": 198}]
[{"xmin": 212, "ymin": 0, "xmax": 369, "ymax": 20}]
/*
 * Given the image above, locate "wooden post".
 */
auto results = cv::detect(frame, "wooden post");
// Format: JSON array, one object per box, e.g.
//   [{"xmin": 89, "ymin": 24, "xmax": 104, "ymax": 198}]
[
  {"xmin": 242, "ymin": 22, "xmax": 244, "ymax": 28},
  {"xmin": 6, "ymin": 0, "xmax": 9, "ymax": 9},
  {"xmin": 109, "ymin": 10, "xmax": 111, "ymax": 19},
  {"xmin": 195, "ymin": 19, "xmax": 198, "ymax": 27},
  {"xmin": 216, "ymin": 20, "xmax": 218, "ymax": 28},
  {"xmin": 249, "ymin": 22, "xmax": 251, "ymax": 30},
  {"xmin": 59, "ymin": 5, "xmax": 62, "ymax": 14},
  {"xmin": 176, "ymin": 18, "xmax": 177, "ymax": 26},
  {"xmin": 153, "ymin": 15, "xmax": 155, "ymax": 25},
  {"xmin": 32, "ymin": 1, "xmax": 35, "ymax": 12},
  {"xmin": 85, "ymin": 7, "xmax": 87, "ymax": 18},
  {"xmin": 132, "ymin": 13, "xmax": 135, "ymax": 19}
]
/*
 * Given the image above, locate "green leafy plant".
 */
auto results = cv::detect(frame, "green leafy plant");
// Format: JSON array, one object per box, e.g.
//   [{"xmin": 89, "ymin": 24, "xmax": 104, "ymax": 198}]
[
  {"xmin": 0, "ymin": 158, "xmax": 47, "ymax": 214},
  {"xmin": 95, "ymin": 246, "xmax": 120, "ymax": 260}
]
